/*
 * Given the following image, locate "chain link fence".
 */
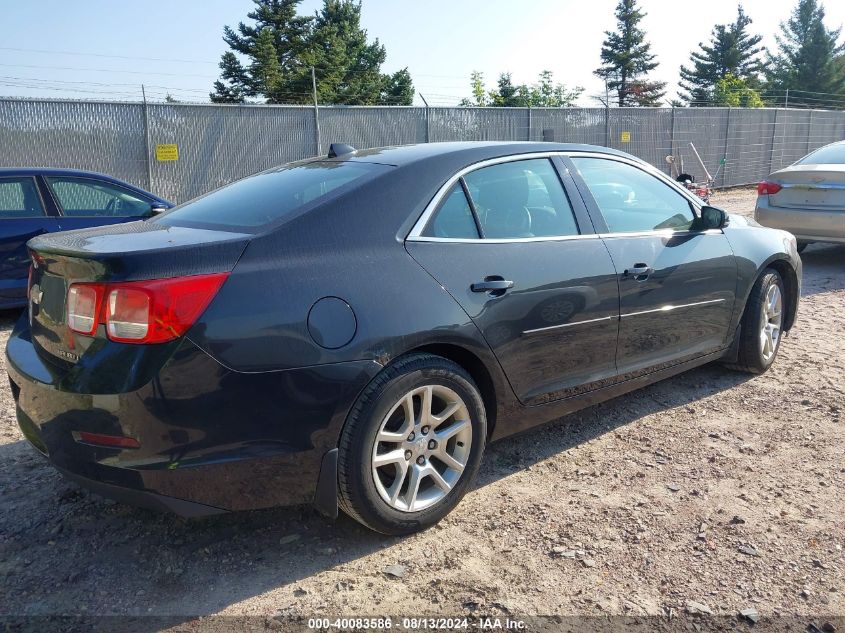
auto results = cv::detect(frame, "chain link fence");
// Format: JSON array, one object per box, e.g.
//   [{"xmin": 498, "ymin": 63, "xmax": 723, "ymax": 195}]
[{"xmin": 1, "ymin": 97, "xmax": 844, "ymax": 203}]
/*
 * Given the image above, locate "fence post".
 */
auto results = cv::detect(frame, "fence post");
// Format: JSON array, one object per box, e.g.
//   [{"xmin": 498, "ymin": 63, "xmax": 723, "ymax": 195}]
[
  {"xmin": 721, "ymin": 107, "xmax": 731, "ymax": 187},
  {"xmin": 527, "ymin": 106, "xmax": 532, "ymax": 141},
  {"xmin": 311, "ymin": 67, "xmax": 321, "ymax": 156},
  {"xmin": 419, "ymin": 93, "xmax": 430, "ymax": 143},
  {"xmin": 806, "ymin": 109, "xmax": 813, "ymax": 155},
  {"xmin": 669, "ymin": 107, "xmax": 676, "ymax": 163},
  {"xmin": 141, "ymin": 85, "xmax": 153, "ymax": 191},
  {"xmin": 604, "ymin": 105, "xmax": 610, "ymax": 147},
  {"xmin": 768, "ymin": 108, "xmax": 780, "ymax": 174}
]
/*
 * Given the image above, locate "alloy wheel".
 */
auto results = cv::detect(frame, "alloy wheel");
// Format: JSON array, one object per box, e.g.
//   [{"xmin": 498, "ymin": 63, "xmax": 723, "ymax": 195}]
[
  {"xmin": 371, "ymin": 384, "xmax": 472, "ymax": 512},
  {"xmin": 759, "ymin": 283, "xmax": 783, "ymax": 362}
]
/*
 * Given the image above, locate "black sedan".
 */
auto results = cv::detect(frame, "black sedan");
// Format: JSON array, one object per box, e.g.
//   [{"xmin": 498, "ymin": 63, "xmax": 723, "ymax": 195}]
[
  {"xmin": 6, "ymin": 142, "xmax": 801, "ymax": 535},
  {"xmin": 0, "ymin": 168, "xmax": 172, "ymax": 309}
]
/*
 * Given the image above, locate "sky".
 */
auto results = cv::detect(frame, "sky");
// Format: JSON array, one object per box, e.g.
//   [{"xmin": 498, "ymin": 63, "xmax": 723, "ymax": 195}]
[{"xmin": 1, "ymin": 0, "xmax": 844, "ymax": 106}]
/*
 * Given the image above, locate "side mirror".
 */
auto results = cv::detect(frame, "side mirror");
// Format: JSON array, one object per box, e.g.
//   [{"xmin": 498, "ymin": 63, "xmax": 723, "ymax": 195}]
[{"xmin": 695, "ymin": 206, "xmax": 728, "ymax": 230}]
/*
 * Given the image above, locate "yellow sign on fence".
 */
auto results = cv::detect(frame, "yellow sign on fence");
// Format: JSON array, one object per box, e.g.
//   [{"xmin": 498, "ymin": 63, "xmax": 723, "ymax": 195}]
[
  {"xmin": 620, "ymin": 131, "xmax": 631, "ymax": 143},
  {"xmin": 155, "ymin": 144, "xmax": 179, "ymax": 161}
]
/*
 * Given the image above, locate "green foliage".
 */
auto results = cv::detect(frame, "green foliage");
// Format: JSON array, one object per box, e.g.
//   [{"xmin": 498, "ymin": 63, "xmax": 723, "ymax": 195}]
[
  {"xmin": 765, "ymin": 0, "xmax": 845, "ymax": 107},
  {"xmin": 461, "ymin": 70, "xmax": 582, "ymax": 107},
  {"xmin": 594, "ymin": 0, "xmax": 666, "ymax": 106},
  {"xmin": 678, "ymin": 5, "xmax": 763, "ymax": 105},
  {"xmin": 210, "ymin": 0, "xmax": 413, "ymax": 105},
  {"xmin": 713, "ymin": 73, "xmax": 764, "ymax": 106}
]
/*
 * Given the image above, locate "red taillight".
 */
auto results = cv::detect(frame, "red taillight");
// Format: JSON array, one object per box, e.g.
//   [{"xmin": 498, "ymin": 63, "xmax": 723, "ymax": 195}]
[
  {"xmin": 757, "ymin": 181, "xmax": 782, "ymax": 195},
  {"xmin": 66, "ymin": 273, "xmax": 228, "ymax": 344},
  {"xmin": 74, "ymin": 431, "xmax": 140, "ymax": 449}
]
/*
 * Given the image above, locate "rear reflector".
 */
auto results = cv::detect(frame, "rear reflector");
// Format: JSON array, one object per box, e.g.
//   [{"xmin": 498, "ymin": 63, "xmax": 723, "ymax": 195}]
[
  {"xmin": 67, "ymin": 272, "xmax": 229, "ymax": 344},
  {"xmin": 74, "ymin": 431, "xmax": 140, "ymax": 449},
  {"xmin": 757, "ymin": 181, "xmax": 782, "ymax": 195}
]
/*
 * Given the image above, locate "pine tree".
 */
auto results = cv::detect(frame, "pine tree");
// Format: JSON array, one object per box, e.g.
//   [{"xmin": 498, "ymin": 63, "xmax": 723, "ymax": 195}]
[
  {"xmin": 594, "ymin": 0, "xmax": 666, "ymax": 106},
  {"xmin": 678, "ymin": 5, "xmax": 763, "ymax": 105},
  {"xmin": 211, "ymin": 0, "xmax": 311, "ymax": 103},
  {"xmin": 381, "ymin": 68, "xmax": 414, "ymax": 105},
  {"xmin": 210, "ymin": 0, "xmax": 413, "ymax": 105},
  {"xmin": 489, "ymin": 73, "xmax": 527, "ymax": 107},
  {"xmin": 765, "ymin": 0, "xmax": 845, "ymax": 107}
]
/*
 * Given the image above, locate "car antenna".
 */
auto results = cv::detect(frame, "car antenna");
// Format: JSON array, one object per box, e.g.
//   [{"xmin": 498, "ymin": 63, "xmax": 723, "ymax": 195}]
[{"xmin": 328, "ymin": 143, "xmax": 356, "ymax": 158}]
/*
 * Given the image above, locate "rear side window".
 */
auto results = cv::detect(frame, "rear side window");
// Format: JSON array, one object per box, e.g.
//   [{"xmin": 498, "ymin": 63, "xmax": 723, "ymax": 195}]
[
  {"xmin": 464, "ymin": 159, "xmax": 579, "ymax": 238},
  {"xmin": 423, "ymin": 184, "xmax": 479, "ymax": 239},
  {"xmin": 48, "ymin": 177, "xmax": 153, "ymax": 218},
  {"xmin": 798, "ymin": 143, "xmax": 845, "ymax": 165},
  {"xmin": 421, "ymin": 158, "xmax": 579, "ymax": 240},
  {"xmin": 0, "ymin": 177, "xmax": 45, "ymax": 218},
  {"xmin": 157, "ymin": 162, "xmax": 386, "ymax": 229}
]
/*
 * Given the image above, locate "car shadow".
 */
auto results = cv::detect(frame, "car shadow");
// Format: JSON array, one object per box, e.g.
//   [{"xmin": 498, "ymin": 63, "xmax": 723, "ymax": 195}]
[
  {"xmin": 0, "ymin": 354, "xmax": 752, "ymax": 625},
  {"xmin": 799, "ymin": 243, "xmax": 845, "ymax": 296}
]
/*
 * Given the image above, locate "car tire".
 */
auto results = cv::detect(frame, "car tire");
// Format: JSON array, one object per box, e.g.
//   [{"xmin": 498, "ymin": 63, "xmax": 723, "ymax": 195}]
[
  {"xmin": 724, "ymin": 269, "xmax": 786, "ymax": 374},
  {"xmin": 337, "ymin": 353, "xmax": 487, "ymax": 535}
]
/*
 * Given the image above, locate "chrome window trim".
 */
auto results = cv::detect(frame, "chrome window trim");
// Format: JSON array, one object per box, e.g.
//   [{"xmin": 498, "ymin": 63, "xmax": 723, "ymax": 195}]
[
  {"xmin": 406, "ymin": 150, "xmax": 712, "ymax": 244},
  {"xmin": 409, "ymin": 233, "xmax": 601, "ymax": 244},
  {"xmin": 407, "ymin": 152, "xmax": 579, "ymax": 241}
]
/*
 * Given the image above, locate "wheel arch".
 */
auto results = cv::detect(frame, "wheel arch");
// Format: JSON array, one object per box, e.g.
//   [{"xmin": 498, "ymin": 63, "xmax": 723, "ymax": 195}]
[
  {"xmin": 405, "ymin": 343, "xmax": 500, "ymax": 440},
  {"xmin": 762, "ymin": 256, "xmax": 799, "ymax": 331}
]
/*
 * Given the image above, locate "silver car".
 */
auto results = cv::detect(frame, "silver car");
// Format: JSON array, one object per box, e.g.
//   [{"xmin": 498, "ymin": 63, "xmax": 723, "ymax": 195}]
[{"xmin": 754, "ymin": 140, "xmax": 845, "ymax": 252}]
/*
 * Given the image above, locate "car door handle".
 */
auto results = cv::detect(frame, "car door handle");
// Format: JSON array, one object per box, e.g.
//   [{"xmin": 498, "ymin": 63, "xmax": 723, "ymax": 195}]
[
  {"xmin": 471, "ymin": 278, "xmax": 514, "ymax": 295},
  {"xmin": 623, "ymin": 264, "xmax": 653, "ymax": 280}
]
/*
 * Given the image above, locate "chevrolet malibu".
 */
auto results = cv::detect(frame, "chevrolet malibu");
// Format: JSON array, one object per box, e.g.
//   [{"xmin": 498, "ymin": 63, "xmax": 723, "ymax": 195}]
[{"xmin": 6, "ymin": 142, "xmax": 801, "ymax": 535}]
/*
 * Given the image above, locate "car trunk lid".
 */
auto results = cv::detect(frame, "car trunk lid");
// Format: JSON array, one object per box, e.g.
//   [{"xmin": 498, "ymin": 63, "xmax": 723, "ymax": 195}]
[
  {"xmin": 27, "ymin": 221, "xmax": 250, "ymax": 365},
  {"xmin": 767, "ymin": 164, "xmax": 845, "ymax": 210}
]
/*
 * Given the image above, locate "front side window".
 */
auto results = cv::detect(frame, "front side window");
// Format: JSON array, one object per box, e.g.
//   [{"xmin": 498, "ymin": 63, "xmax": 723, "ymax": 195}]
[
  {"xmin": 0, "ymin": 177, "xmax": 45, "ymax": 218},
  {"xmin": 422, "ymin": 158, "xmax": 580, "ymax": 240},
  {"xmin": 571, "ymin": 157, "xmax": 695, "ymax": 233},
  {"xmin": 48, "ymin": 177, "xmax": 153, "ymax": 218}
]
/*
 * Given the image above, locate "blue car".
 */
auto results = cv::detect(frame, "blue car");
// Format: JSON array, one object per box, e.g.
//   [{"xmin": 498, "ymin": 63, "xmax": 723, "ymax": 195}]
[{"xmin": 0, "ymin": 168, "xmax": 172, "ymax": 309}]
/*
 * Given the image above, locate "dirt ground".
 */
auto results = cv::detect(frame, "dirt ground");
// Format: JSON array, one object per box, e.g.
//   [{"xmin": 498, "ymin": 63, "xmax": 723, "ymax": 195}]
[{"xmin": 0, "ymin": 186, "xmax": 843, "ymax": 629}]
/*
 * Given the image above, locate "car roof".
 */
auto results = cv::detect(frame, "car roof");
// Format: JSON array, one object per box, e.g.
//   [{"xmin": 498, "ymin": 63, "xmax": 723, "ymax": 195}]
[
  {"xmin": 323, "ymin": 141, "xmax": 641, "ymax": 167},
  {"xmin": 0, "ymin": 167, "xmax": 170, "ymax": 203},
  {"xmin": 1, "ymin": 166, "xmax": 133, "ymax": 180}
]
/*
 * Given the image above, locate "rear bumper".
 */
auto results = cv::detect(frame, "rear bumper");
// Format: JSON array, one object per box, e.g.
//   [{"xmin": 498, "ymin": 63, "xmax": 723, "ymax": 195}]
[
  {"xmin": 6, "ymin": 315, "xmax": 381, "ymax": 515},
  {"xmin": 754, "ymin": 196, "xmax": 845, "ymax": 242}
]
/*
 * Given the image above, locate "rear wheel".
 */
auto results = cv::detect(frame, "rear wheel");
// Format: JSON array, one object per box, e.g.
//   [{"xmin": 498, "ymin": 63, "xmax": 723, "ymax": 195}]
[
  {"xmin": 337, "ymin": 353, "xmax": 486, "ymax": 535},
  {"xmin": 725, "ymin": 269, "xmax": 785, "ymax": 374}
]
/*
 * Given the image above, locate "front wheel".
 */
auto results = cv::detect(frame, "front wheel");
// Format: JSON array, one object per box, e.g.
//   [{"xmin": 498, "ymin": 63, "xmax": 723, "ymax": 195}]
[
  {"xmin": 725, "ymin": 269, "xmax": 786, "ymax": 374},
  {"xmin": 337, "ymin": 353, "xmax": 487, "ymax": 535}
]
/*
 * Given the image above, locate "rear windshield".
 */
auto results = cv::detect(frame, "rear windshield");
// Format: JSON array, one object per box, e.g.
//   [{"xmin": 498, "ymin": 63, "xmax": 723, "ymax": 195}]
[
  {"xmin": 798, "ymin": 143, "xmax": 845, "ymax": 165},
  {"xmin": 155, "ymin": 161, "xmax": 386, "ymax": 230}
]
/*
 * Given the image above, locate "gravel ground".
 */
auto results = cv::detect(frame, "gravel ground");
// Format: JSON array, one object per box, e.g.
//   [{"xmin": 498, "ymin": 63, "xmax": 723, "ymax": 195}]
[{"xmin": 0, "ymin": 187, "xmax": 843, "ymax": 629}]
